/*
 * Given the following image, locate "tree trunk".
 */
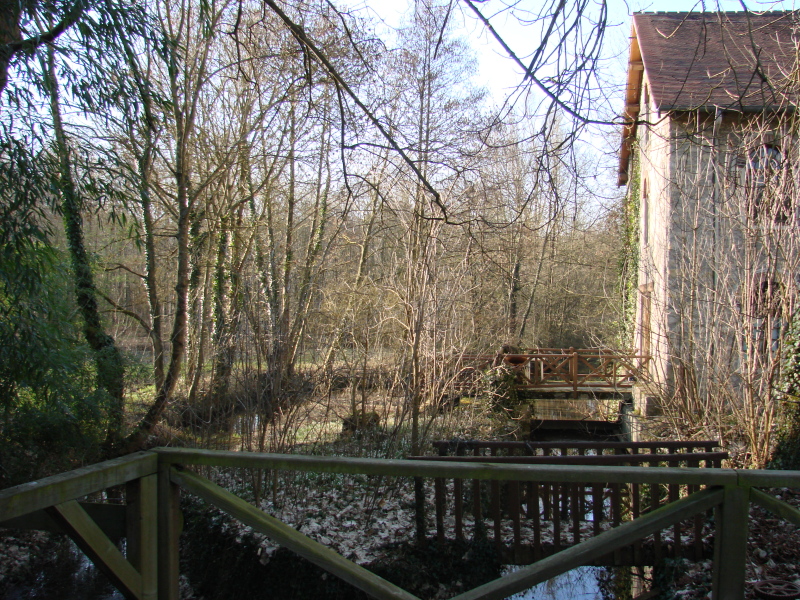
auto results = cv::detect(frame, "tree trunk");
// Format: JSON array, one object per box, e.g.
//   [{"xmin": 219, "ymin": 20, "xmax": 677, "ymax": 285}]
[{"xmin": 46, "ymin": 47, "xmax": 126, "ymax": 452}]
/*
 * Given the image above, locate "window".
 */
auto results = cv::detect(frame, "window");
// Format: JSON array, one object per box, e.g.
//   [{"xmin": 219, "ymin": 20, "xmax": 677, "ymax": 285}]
[{"xmin": 745, "ymin": 144, "xmax": 791, "ymax": 224}]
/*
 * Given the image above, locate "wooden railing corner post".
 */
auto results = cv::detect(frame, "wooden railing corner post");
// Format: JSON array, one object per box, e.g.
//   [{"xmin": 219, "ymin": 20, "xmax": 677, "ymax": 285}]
[
  {"xmin": 157, "ymin": 463, "xmax": 181, "ymax": 600},
  {"xmin": 711, "ymin": 485, "xmax": 749, "ymax": 600},
  {"xmin": 126, "ymin": 473, "xmax": 158, "ymax": 600}
]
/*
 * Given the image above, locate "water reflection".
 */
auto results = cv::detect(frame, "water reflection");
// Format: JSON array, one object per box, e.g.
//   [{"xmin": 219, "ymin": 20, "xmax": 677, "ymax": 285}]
[{"xmin": 503, "ymin": 566, "xmax": 603, "ymax": 600}]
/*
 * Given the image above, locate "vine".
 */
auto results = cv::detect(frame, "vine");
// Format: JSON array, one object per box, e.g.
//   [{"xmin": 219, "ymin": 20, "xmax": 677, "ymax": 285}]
[
  {"xmin": 615, "ymin": 146, "xmax": 641, "ymax": 348},
  {"xmin": 770, "ymin": 312, "xmax": 800, "ymax": 469}
]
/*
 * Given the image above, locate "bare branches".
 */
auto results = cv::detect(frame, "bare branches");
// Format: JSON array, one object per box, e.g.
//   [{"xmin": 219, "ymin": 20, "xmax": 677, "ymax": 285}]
[{"xmin": 263, "ymin": 0, "xmax": 451, "ymax": 222}]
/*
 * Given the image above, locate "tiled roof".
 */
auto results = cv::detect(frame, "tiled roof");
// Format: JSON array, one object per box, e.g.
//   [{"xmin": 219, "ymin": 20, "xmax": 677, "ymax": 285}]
[{"xmin": 634, "ymin": 11, "xmax": 799, "ymax": 111}]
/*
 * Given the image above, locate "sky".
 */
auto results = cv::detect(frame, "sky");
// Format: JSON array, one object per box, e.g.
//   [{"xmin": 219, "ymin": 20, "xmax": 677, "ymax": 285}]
[
  {"xmin": 350, "ymin": 0, "xmax": 800, "ymax": 194},
  {"xmin": 360, "ymin": 0, "xmax": 800, "ymax": 105}
]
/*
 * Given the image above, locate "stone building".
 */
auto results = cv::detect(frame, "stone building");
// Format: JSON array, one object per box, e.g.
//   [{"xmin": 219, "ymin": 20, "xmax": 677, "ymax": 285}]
[{"xmin": 618, "ymin": 11, "xmax": 800, "ymax": 447}]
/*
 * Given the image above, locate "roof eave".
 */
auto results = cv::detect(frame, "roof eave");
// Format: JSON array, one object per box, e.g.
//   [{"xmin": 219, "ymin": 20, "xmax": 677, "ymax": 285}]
[{"xmin": 618, "ymin": 21, "xmax": 644, "ymax": 187}]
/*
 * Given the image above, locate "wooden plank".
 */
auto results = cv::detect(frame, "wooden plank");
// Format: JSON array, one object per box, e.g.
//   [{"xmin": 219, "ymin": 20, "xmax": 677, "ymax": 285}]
[
  {"xmin": 592, "ymin": 484, "xmax": 602, "ymax": 536},
  {"xmin": 153, "ymin": 448, "xmax": 739, "ymax": 486},
  {"xmin": 738, "ymin": 469, "xmax": 800, "ymax": 488},
  {"xmin": 455, "ymin": 446, "xmax": 464, "ymax": 541},
  {"xmin": 751, "ymin": 488, "xmax": 800, "ymax": 527},
  {"xmin": 127, "ymin": 475, "xmax": 158, "ymax": 600},
  {"xmin": 571, "ymin": 484, "xmax": 580, "ymax": 546},
  {"xmin": 158, "ymin": 464, "xmax": 180, "ymax": 600},
  {"xmin": 47, "ymin": 500, "xmax": 142, "ymax": 600},
  {"xmin": 553, "ymin": 483, "xmax": 561, "ymax": 553},
  {"xmin": 434, "ymin": 477, "xmax": 446, "ymax": 544},
  {"xmin": 712, "ymin": 486, "xmax": 749, "ymax": 600},
  {"xmin": 0, "ymin": 502, "xmax": 127, "ymax": 539},
  {"xmin": 448, "ymin": 488, "xmax": 724, "ymax": 600},
  {"xmin": 532, "ymin": 483, "xmax": 541, "ymax": 561},
  {"xmin": 388, "ymin": 452, "xmax": 730, "ymax": 465},
  {"xmin": 171, "ymin": 468, "xmax": 421, "ymax": 600},
  {"xmin": 0, "ymin": 452, "xmax": 157, "ymax": 522},
  {"xmin": 509, "ymin": 481, "xmax": 521, "ymax": 557},
  {"xmin": 432, "ymin": 440, "xmax": 722, "ymax": 451},
  {"xmin": 472, "ymin": 478, "xmax": 483, "ymax": 539}
]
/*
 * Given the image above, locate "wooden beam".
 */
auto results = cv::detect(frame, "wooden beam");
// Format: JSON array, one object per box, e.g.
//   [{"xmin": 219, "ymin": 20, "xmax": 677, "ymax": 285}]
[
  {"xmin": 737, "ymin": 469, "xmax": 800, "ymax": 489},
  {"xmin": 47, "ymin": 500, "xmax": 142, "ymax": 600},
  {"xmin": 712, "ymin": 486, "xmax": 749, "ymax": 600},
  {"xmin": 447, "ymin": 487, "xmax": 724, "ymax": 600},
  {"xmin": 158, "ymin": 463, "xmax": 180, "ymax": 600},
  {"xmin": 126, "ymin": 474, "xmax": 158, "ymax": 600},
  {"xmin": 0, "ymin": 502, "xmax": 127, "ymax": 538},
  {"xmin": 0, "ymin": 452, "xmax": 157, "ymax": 522},
  {"xmin": 171, "ymin": 467, "xmax": 422, "ymax": 600},
  {"xmin": 751, "ymin": 487, "xmax": 800, "ymax": 527},
  {"xmin": 154, "ymin": 448, "xmax": 738, "ymax": 487}
]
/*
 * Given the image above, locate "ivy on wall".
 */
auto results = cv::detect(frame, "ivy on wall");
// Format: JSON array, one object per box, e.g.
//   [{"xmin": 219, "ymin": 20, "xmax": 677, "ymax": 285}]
[
  {"xmin": 616, "ymin": 147, "xmax": 641, "ymax": 348},
  {"xmin": 771, "ymin": 314, "xmax": 800, "ymax": 469}
]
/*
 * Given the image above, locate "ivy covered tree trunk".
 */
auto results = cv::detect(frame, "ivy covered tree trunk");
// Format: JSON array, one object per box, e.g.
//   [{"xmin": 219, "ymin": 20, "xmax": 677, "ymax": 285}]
[
  {"xmin": 771, "ymin": 317, "xmax": 800, "ymax": 469},
  {"xmin": 46, "ymin": 47, "xmax": 126, "ymax": 452}
]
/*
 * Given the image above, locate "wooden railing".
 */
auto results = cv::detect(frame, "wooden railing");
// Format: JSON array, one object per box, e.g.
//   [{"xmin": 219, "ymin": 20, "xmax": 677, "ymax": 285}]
[
  {"xmin": 1, "ymin": 448, "xmax": 800, "ymax": 600},
  {"xmin": 456, "ymin": 348, "xmax": 651, "ymax": 393},
  {"xmin": 409, "ymin": 440, "xmax": 726, "ymax": 564}
]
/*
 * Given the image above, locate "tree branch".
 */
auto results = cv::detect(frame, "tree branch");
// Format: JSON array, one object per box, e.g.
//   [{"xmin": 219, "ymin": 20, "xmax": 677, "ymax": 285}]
[{"xmin": 262, "ymin": 0, "xmax": 451, "ymax": 222}]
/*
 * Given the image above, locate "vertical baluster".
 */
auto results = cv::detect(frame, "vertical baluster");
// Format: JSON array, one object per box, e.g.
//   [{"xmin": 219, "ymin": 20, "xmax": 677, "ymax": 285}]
[
  {"xmin": 669, "ymin": 459, "xmax": 680, "ymax": 558},
  {"xmin": 631, "ymin": 447, "xmax": 642, "ymax": 565},
  {"xmin": 434, "ymin": 476, "xmax": 446, "ymax": 544},
  {"xmin": 454, "ymin": 445, "xmax": 464, "ymax": 541},
  {"xmin": 472, "ymin": 447, "xmax": 483, "ymax": 540},
  {"xmin": 491, "ymin": 447, "xmax": 501, "ymax": 550},
  {"xmin": 592, "ymin": 483, "xmax": 602, "ymax": 537},
  {"xmin": 509, "ymin": 481, "xmax": 521, "ymax": 559},
  {"xmin": 571, "ymin": 483, "xmax": 580, "ymax": 546},
  {"xmin": 543, "ymin": 448, "xmax": 552, "ymax": 520},
  {"xmin": 577, "ymin": 448, "xmax": 587, "ymax": 515},
  {"xmin": 532, "ymin": 482, "xmax": 542, "ymax": 560},
  {"xmin": 560, "ymin": 447, "xmax": 569, "ymax": 517},
  {"xmin": 553, "ymin": 483, "xmax": 561, "ymax": 553},
  {"xmin": 689, "ymin": 457, "xmax": 703, "ymax": 560}
]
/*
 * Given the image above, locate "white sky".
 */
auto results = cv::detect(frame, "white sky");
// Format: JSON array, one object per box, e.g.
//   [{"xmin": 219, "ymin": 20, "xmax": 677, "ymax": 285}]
[{"xmin": 359, "ymin": 0, "xmax": 799, "ymax": 105}]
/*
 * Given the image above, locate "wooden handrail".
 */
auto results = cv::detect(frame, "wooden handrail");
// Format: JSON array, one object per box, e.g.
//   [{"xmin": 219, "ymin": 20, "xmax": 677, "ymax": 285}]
[
  {"xmin": 3, "ymin": 448, "xmax": 800, "ymax": 600},
  {"xmin": 407, "ymin": 452, "xmax": 728, "ymax": 465}
]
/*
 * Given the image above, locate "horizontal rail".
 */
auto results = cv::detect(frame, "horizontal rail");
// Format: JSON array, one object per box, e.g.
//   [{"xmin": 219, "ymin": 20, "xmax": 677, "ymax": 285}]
[
  {"xmin": 432, "ymin": 440, "xmax": 720, "ymax": 451},
  {"xmin": 0, "ymin": 452, "xmax": 157, "ymax": 522},
  {"xmin": 408, "ymin": 452, "xmax": 727, "ymax": 465},
  {"xmin": 153, "ymin": 447, "xmax": 740, "ymax": 486}
]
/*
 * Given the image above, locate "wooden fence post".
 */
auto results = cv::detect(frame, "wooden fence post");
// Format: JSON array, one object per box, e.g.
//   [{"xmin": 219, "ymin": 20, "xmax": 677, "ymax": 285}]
[
  {"xmin": 126, "ymin": 474, "xmax": 158, "ymax": 600},
  {"xmin": 570, "ymin": 348, "xmax": 578, "ymax": 395},
  {"xmin": 712, "ymin": 485, "xmax": 749, "ymax": 600},
  {"xmin": 158, "ymin": 464, "xmax": 181, "ymax": 600}
]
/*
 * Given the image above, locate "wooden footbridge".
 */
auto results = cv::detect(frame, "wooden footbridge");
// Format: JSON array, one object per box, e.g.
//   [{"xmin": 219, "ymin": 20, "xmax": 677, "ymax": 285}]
[
  {"xmin": 2, "ymin": 447, "xmax": 800, "ymax": 599},
  {"xmin": 455, "ymin": 348, "xmax": 650, "ymax": 395}
]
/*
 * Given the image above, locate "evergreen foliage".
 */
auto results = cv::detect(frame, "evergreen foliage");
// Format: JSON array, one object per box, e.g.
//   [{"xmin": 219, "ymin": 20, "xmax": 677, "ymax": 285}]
[{"xmin": 770, "ymin": 314, "xmax": 800, "ymax": 470}]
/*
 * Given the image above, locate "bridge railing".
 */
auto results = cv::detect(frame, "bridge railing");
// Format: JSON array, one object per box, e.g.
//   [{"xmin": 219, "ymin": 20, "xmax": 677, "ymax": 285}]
[
  {"xmin": 2, "ymin": 448, "xmax": 800, "ymax": 600},
  {"xmin": 410, "ymin": 440, "xmax": 728, "ymax": 565},
  {"xmin": 455, "ymin": 349, "xmax": 651, "ymax": 393}
]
